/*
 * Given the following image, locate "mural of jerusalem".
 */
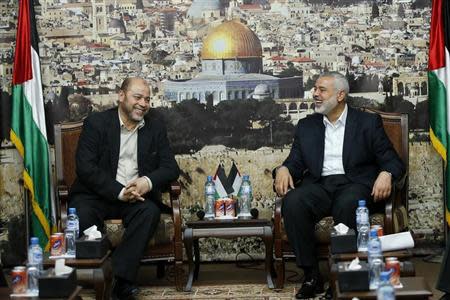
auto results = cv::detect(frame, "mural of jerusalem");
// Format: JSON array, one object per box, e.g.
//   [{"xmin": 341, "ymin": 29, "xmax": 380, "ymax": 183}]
[{"xmin": 1, "ymin": 0, "xmax": 431, "ymax": 153}]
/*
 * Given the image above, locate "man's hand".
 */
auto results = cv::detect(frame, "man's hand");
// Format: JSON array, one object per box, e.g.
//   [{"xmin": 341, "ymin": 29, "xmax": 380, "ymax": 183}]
[
  {"xmin": 121, "ymin": 186, "xmax": 144, "ymax": 203},
  {"xmin": 274, "ymin": 166, "xmax": 294, "ymax": 196},
  {"xmin": 122, "ymin": 177, "xmax": 150, "ymax": 202},
  {"xmin": 371, "ymin": 171, "xmax": 392, "ymax": 202}
]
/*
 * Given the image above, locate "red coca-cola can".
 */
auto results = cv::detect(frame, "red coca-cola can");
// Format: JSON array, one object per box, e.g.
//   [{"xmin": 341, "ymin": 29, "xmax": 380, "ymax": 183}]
[
  {"xmin": 215, "ymin": 199, "xmax": 225, "ymax": 217},
  {"xmin": 51, "ymin": 233, "xmax": 65, "ymax": 256},
  {"xmin": 385, "ymin": 257, "xmax": 401, "ymax": 286},
  {"xmin": 371, "ymin": 225, "xmax": 384, "ymax": 237},
  {"xmin": 225, "ymin": 198, "xmax": 236, "ymax": 217},
  {"xmin": 11, "ymin": 266, "xmax": 27, "ymax": 294}
]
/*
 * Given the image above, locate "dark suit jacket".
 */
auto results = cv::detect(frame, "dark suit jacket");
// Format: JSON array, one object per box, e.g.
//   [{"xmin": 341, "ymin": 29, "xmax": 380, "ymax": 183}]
[
  {"xmin": 70, "ymin": 108, "xmax": 180, "ymax": 203},
  {"xmin": 282, "ymin": 106, "xmax": 405, "ymax": 189}
]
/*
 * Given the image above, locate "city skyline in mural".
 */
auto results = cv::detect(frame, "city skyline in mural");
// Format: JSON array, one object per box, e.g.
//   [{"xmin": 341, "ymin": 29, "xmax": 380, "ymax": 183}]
[{"xmin": 0, "ymin": 0, "xmax": 431, "ymax": 153}]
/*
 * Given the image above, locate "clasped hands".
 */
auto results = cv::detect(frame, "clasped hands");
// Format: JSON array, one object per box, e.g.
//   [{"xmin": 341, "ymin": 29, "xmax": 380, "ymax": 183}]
[{"xmin": 121, "ymin": 177, "xmax": 150, "ymax": 203}]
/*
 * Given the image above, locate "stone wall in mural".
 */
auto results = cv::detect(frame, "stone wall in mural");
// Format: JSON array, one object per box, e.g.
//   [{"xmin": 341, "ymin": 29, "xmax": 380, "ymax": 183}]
[{"xmin": 0, "ymin": 0, "xmax": 440, "ymax": 263}]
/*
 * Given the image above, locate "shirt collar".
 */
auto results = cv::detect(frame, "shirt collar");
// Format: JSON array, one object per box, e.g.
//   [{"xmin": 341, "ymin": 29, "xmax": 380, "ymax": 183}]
[
  {"xmin": 118, "ymin": 110, "xmax": 145, "ymax": 131},
  {"xmin": 323, "ymin": 103, "xmax": 348, "ymax": 128}
]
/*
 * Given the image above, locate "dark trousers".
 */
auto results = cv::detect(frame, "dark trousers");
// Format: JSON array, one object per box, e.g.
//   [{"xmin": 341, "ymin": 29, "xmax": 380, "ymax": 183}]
[
  {"xmin": 69, "ymin": 194, "xmax": 161, "ymax": 282},
  {"xmin": 282, "ymin": 175, "xmax": 371, "ymax": 269},
  {"xmin": 437, "ymin": 232, "xmax": 450, "ymax": 293}
]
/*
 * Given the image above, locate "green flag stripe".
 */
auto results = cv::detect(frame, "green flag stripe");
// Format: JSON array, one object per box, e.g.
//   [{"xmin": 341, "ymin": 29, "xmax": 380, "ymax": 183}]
[
  {"xmin": 429, "ymin": 69, "xmax": 450, "ymax": 226},
  {"xmin": 429, "ymin": 70, "xmax": 449, "ymax": 160},
  {"xmin": 11, "ymin": 84, "xmax": 51, "ymax": 249}
]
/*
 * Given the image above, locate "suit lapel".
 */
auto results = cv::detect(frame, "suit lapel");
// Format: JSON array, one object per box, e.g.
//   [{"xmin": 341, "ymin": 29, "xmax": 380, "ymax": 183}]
[
  {"xmin": 110, "ymin": 110, "xmax": 121, "ymax": 177},
  {"xmin": 343, "ymin": 107, "xmax": 357, "ymax": 168},
  {"xmin": 137, "ymin": 120, "xmax": 150, "ymax": 174},
  {"xmin": 313, "ymin": 115, "xmax": 325, "ymax": 176}
]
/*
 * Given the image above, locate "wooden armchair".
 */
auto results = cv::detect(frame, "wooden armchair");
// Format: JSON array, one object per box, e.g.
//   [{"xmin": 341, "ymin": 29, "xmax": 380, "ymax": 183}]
[
  {"xmin": 272, "ymin": 109, "xmax": 409, "ymax": 289},
  {"xmin": 54, "ymin": 120, "xmax": 184, "ymax": 292}
]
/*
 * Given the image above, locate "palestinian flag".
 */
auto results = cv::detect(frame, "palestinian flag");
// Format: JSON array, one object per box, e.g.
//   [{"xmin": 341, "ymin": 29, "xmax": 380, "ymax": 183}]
[
  {"xmin": 213, "ymin": 163, "xmax": 232, "ymax": 198},
  {"xmin": 11, "ymin": 0, "xmax": 54, "ymax": 250},
  {"xmin": 429, "ymin": 0, "xmax": 450, "ymax": 226},
  {"xmin": 227, "ymin": 161, "xmax": 242, "ymax": 196}
]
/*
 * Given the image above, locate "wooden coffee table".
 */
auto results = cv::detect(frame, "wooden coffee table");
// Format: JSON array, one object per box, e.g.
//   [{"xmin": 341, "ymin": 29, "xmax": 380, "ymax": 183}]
[
  {"xmin": 183, "ymin": 218, "xmax": 274, "ymax": 291},
  {"xmin": 335, "ymin": 277, "xmax": 432, "ymax": 299},
  {"xmin": 43, "ymin": 251, "xmax": 112, "ymax": 300}
]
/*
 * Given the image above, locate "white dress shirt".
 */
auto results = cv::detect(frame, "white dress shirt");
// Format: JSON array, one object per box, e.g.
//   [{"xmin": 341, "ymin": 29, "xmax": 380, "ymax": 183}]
[
  {"xmin": 321, "ymin": 104, "xmax": 348, "ymax": 177},
  {"xmin": 116, "ymin": 112, "xmax": 152, "ymax": 200}
]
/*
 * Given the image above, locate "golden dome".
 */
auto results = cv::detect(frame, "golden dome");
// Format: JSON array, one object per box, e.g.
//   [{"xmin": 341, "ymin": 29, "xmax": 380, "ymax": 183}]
[{"xmin": 201, "ymin": 20, "xmax": 262, "ymax": 60}]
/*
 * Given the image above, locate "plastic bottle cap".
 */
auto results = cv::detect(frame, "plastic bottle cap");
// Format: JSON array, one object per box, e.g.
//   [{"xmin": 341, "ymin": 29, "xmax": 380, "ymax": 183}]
[
  {"xmin": 370, "ymin": 228, "xmax": 378, "ymax": 237},
  {"xmin": 358, "ymin": 199, "xmax": 366, "ymax": 207},
  {"xmin": 207, "ymin": 175, "xmax": 213, "ymax": 181},
  {"xmin": 68, "ymin": 207, "xmax": 76, "ymax": 214},
  {"xmin": 30, "ymin": 237, "xmax": 39, "ymax": 245},
  {"xmin": 243, "ymin": 175, "xmax": 249, "ymax": 180}
]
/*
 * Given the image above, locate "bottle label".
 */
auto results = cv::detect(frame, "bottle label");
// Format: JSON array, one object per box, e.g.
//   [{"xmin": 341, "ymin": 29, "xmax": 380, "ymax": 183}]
[
  {"xmin": 241, "ymin": 185, "xmax": 251, "ymax": 194},
  {"xmin": 205, "ymin": 186, "xmax": 215, "ymax": 195}
]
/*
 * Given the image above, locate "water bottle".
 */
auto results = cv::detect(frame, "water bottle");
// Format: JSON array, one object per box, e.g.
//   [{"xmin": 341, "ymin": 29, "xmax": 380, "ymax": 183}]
[
  {"xmin": 27, "ymin": 237, "xmax": 43, "ymax": 272},
  {"xmin": 67, "ymin": 207, "xmax": 80, "ymax": 238},
  {"xmin": 27, "ymin": 265, "xmax": 39, "ymax": 294},
  {"xmin": 356, "ymin": 200, "xmax": 370, "ymax": 252},
  {"xmin": 204, "ymin": 176, "xmax": 216, "ymax": 219},
  {"xmin": 368, "ymin": 229, "xmax": 384, "ymax": 290},
  {"xmin": 66, "ymin": 207, "xmax": 79, "ymax": 256},
  {"xmin": 377, "ymin": 271, "xmax": 395, "ymax": 300},
  {"xmin": 238, "ymin": 175, "xmax": 252, "ymax": 218},
  {"xmin": 368, "ymin": 228, "xmax": 383, "ymax": 265}
]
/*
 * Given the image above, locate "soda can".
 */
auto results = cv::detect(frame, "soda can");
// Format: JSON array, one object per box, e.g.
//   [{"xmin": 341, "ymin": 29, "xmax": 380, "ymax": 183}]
[
  {"xmin": 50, "ymin": 233, "xmax": 65, "ymax": 256},
  {"xmin": 371, "ymin": 225, "xmax": 384, "ymax": 237},
  {"xmin": 215, "ymin": 199, "xmax": 225, "ymax": 217},
  {"xmin": 11, "ymin": 266, "xmax": 27, "ymax": 294},
  {"xmin": 385, "ymin": 257, "xmax": 401, "ymax": 286},
  {"xmin": 225, "ymin": 198, "xmax": 236, "ymax": 217}
]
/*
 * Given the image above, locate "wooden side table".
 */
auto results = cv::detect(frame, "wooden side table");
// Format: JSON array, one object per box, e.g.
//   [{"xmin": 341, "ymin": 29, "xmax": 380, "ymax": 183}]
[
  {"xmin": 335, "ymin": 277, "xmax": 432, "ymax": 299},
  {"xmin": 43, "ymin": 251, "xmax": 112, "ymax": 300},
  {"xmin": 329, "ymin": 249, "xmax": 415, "ymax": 299},
  {"xmin": 7, "ymin": 285, "xmax": 83, "ymax": 299},
  {"xmin": 183, "ymin": 218, "xmax": 274, "ymax": 291}
]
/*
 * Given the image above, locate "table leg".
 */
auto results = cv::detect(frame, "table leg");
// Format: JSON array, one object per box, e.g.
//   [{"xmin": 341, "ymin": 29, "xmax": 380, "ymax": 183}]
[
  {"xmin": 194, "ymin": 238, "xmax": 200, "ymax": 281},
  {"xmin": 263, "ymin": 226, "xmax": 275, "ymax": 289},
  {"xmin": 93, "ymin": 268, "xmax": 105, "ymax": 300},
  {"xmin": 184, "ymin": 228, "xmax": 194, "ymax": 292}
]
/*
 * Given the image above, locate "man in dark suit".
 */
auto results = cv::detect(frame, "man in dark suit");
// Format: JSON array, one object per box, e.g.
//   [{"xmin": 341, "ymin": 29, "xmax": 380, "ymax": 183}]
[
  {"xmin": 437, "ymin": 231, "xmax": 450, "ymax": 300},
  {"xmin": 69, "ymin": 77, "xmax": 179, "ymax": 300},
  {"xmin": 274, "ymin": 72, "xmax": 404, "ymax": 299}
]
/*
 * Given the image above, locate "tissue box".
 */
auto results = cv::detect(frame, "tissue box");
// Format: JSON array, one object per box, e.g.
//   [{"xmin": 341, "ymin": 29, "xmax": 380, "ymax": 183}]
[
  {"xmin": 330, "ymin": 228, "xmax": 357, "ymax": 254},
  {"xmin": 75, "ymin": 235, "xmax": 110, "ymax": 259},
  {"xmin": 39, "ymin": 268, "xmax": 77, "ymax": 298},
  {"xmin": 337, "ymin": 261, "xmax": 369, "ymax": 292}
]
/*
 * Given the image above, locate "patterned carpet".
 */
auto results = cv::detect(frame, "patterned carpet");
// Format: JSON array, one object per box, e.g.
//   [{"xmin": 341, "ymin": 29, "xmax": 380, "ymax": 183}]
[{"xmin": 79, "ymin": 283, "xmax": 328, "ymax": 299}]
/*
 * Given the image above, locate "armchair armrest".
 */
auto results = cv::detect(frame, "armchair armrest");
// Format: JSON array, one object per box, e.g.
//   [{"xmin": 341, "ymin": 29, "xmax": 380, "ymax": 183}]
[
  {"xmin": 168, "ymin": 181, "xmax": 183, "ymax": 260},
  {"xmin": 384, "ymin": 173, "xmax": 408, "ymax": 234},
  {"xmin": 56, "ymin": 183, "xmax": 69, "ymax": 231}
]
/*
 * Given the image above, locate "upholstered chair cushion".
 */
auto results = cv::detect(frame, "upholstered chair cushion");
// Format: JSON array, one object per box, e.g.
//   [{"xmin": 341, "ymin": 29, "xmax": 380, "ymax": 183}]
[{"xmin": 105, "ymin": 213, "xmax": 174, "ymax": 248}]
